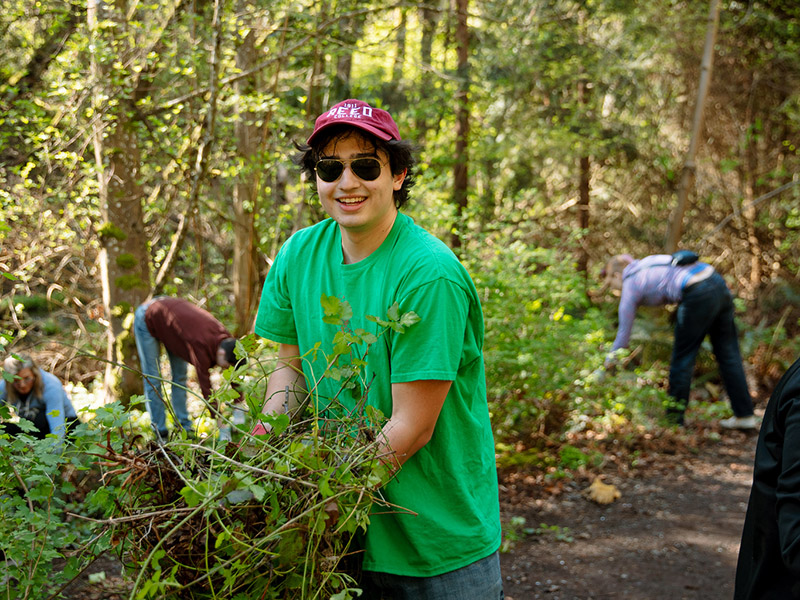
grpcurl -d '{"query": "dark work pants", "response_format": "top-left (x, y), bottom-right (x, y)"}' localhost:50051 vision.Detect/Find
top-left (359, 551), bottom-right (503, 600)
top-left (668, 272), bottom-right (754, 423)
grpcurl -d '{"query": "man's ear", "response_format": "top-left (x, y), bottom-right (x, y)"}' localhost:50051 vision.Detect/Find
top-left (392, 168), bottom-right (407, 190)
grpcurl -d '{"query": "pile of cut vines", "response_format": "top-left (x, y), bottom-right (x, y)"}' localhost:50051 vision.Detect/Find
top-left (98, 409), bottom-right (387, 600)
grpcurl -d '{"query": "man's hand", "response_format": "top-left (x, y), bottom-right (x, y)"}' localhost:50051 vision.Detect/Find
top-left (589, 367), bottom-right (607, 383)
top-left (604, 349), bottom-right (623, 372)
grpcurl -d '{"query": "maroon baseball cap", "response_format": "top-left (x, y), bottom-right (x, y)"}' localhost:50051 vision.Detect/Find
top-left (307, 99), bottom-right (401, 145)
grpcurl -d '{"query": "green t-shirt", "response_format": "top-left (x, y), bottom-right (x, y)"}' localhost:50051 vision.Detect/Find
top-left (255, 212), bottom-right (501, 577)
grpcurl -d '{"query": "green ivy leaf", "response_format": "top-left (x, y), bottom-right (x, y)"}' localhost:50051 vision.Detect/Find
top-left (262, 412), bottom-right (290, 435)
top-left (355, 329), bottom-right (378, 345)
top-left (321, 295), bottom-right (353, 325)
top-left (249, 483), bottom-right (266, 502)
top-left (215, 530), bottom-right (229, 550)
top-left (321, 294), bottom-right (342, 324)
top-left (180, 483), bottom-right (206, 508)
top-left (386, 302), bottom-right (400, 321)
top-left (225, 489), bottom-right (255, 505)
top-left (400, 311), bottom-right (420, 328)
top-left (319, 474), bottom-right (334, 498)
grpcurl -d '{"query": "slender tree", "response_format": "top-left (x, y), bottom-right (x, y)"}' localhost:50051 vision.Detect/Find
top-left (665, 0), bottom-right (721, 253)
top-left (232, 25), bottom-right (261, 336)
top-left (88, 0), bottom-right (150, 401)
top-left (451, 0), bottom-right (469, 250)
top-left (416, 2), bottom-right (441, 139)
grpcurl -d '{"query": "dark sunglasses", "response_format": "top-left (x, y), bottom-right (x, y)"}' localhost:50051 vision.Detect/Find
top-left (315, 157), bottom-right (383, 182)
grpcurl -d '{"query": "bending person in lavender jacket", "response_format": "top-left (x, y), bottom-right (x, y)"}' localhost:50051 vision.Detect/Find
top-left (602, 254), bottom-right (756, 429)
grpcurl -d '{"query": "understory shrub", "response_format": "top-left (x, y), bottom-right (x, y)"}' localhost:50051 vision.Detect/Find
top-left (92, 298), bottom-right (415, 599)
top-left (467, 240), bottom-right (606, 440)
top-left (0, 416), bottom-right (112, 599)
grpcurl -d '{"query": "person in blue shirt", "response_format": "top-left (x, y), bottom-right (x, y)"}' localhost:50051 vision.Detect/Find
top-left (0, 353), bottom-right (79, 440)
top-left (602, 253), bottom-right (756, 429)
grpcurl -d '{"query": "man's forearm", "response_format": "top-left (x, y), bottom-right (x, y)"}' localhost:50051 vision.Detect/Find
top-left (260, 343), bottom-right (305, 417)
top-left (251, 347), bottom-right (305, 435)
top-left (378, 417), bottom-right (431, 471)
top-left (262, 364), bottom-right (305, 416)
top-left (378, 380), bottom-right (450, 470)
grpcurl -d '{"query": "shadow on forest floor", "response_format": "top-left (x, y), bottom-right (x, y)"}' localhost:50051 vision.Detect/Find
top-left (499, 421), bottom-right (758, 600)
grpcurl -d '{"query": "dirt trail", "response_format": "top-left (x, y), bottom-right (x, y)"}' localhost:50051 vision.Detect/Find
top-left (499, 428), bottom-right (758, 600)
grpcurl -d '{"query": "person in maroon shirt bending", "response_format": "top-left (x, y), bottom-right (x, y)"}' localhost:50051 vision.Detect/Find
top-left (133, 296), bottom-right (239, 439)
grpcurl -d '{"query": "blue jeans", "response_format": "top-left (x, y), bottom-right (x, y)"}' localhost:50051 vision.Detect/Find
top-left (359, 551), bottom-right (503, 600)
top-left (133, 301), bottom-right (193, 437)
top-left (668, 273), bottom-right (754, 423)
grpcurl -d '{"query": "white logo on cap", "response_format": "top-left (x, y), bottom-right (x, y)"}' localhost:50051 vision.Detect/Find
top-left (328, 105), bottom-right (373, 119)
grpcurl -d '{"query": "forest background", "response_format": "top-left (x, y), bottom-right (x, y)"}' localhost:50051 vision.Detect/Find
top-left (2, 0), bottom-right (800, 596)
top-left (2, 0), bottom-right (800, 483)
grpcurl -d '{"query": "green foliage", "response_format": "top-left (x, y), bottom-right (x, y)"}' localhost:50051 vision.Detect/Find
top-left (111, 301), bottom-right (133, 318)
top-left (115, 252), bottom-right (138, 269)
top-left (500, 515), bottom-right (531, 553)
top-left (468, 239), bottom-right (602, 439)
top-left (114, 274), bottom-right (147, 290)
top-left (99, 426), bottom-right (383, 599)
top-left (2, 294), bottom-right (52, 314)
top-left (97, 222), bottom-right (128, 241)
top-left (531, 522), bottom-right (574, 543)
top-left (317, 296), bottom-right (418, 403)
top-left (0, 422), bottom-right (113, 599)
top-left (501, 516), bottom-right (573, 553)
top-left (94, 299), bottom-right (419, 599)
top-left (558, 444), bottom-right (603, 471)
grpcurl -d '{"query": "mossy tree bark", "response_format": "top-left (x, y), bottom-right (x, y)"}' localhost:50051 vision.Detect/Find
top-left (232, 25), bottom-right (261, 337)
top-left (451, 0), bottom-right (469, 252)
top-left (88, 0), bottom-right (150, 403)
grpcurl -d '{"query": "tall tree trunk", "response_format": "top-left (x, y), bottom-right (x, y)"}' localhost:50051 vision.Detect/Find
top-left (740, 74), bottom-right (763, 297)
top-left (332, 45), bottom-right (353, 101)
top-left (742, 143), bottom-right (762, 296)
top-left (576, 10), bottom-right (590, 276)
top-left (331, 14), bottom-right (365, 104)
top-left (190, 209), bottom-right (206, 297)
top-left (665, 0), bottom-right (721, 252)
top-left (389, 7), bottom-right (407, 105)
top-left (232, 28), bottom-right (261, 336)
top-left (451, 0), bottom-right (469, 251)
top-left (306, 5), bottom-right (327, 122)
top-left (88, 0), bottom-right (150, 403)
top-left (416, 3), bottom-right (440, 138)
top-left (577, 155), bottom-right (591, 273)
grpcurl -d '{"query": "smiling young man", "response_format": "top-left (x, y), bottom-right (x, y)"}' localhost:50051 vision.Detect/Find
top-left (253, 99), bottom-right (502, 598)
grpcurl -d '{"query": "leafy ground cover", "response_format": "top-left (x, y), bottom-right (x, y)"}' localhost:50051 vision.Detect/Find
top-left (3, 243), bottom-right (796, 599)
top-left (55, 415), bottom-right (759, 600)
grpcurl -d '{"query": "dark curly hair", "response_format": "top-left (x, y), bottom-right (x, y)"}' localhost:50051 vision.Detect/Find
top-left (219, 338), bottom-right (246, 369)
top-left (294, 125), bottom-right (416, 209)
